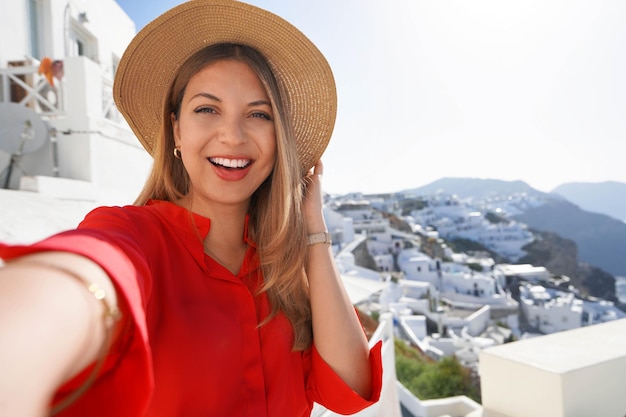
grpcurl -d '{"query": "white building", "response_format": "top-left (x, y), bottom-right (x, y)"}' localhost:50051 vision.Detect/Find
top-left (397, 247), bottom-right (515, 310)
top-left (496, 263), bottom-right (552, 285)
top-left (520, 283), bottom-right (626, 335)
top-left (520, 284), bottom-right (583, 334)
top-left (410, 193), bottom-right (535, 262)
top-left (0, 0), bottom-right (151, 205)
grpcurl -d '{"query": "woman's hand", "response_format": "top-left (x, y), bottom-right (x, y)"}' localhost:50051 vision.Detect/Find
top-left (303, 160), bottom-right (373, 398)
top-left (303, 160), bottom-right (327, 234)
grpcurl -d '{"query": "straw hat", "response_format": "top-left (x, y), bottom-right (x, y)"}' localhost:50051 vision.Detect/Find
top-left (113, 0), bottom-right (336, 173)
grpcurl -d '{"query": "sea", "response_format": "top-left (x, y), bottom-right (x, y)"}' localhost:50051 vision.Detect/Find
top-left (616, 276), bottom-right (626, 303)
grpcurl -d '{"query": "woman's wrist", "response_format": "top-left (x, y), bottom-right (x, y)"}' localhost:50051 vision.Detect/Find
top-left (305, 217), bottom-right (327, 234)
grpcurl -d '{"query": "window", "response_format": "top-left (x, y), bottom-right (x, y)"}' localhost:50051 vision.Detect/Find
top-left (76, 39), bottom-right (84, 56)
top-left (69, 20), bottom-right (98, 62)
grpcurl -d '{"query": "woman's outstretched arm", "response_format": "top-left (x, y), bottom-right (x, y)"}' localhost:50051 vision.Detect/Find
top-left (303, 161), bottom-right (373, 399)
top-left (0, 252), bottom-right (119, 417)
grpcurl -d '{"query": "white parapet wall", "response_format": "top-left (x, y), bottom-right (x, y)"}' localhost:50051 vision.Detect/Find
top-left (19, 175), bottom-right (96, 201)
top-left (479, 318), bottom-right (626, 417)
top-left (311, 313), bottom-right (402, 417)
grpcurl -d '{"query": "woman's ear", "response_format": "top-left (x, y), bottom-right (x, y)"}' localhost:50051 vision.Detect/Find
top-left (171, 112), bottom-right (180, 146)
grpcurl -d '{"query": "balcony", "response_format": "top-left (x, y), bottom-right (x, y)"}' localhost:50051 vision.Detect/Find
top-left (0, 56), bottom-right (151, 204)
top-left (0, 57), bottom-right (123, 123)
top-left (0, 62), bottom-right (62, 116)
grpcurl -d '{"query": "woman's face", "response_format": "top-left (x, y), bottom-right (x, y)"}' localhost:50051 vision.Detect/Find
top-left (172, 59), bottom-right (276, 211)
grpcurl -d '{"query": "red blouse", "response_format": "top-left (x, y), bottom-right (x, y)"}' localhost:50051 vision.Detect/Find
top-left (0, 200), bottom-right (382, 416)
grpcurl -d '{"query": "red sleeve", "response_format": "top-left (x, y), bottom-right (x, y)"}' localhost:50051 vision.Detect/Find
top-left (0, 208), bottom-right (154, 417)
top-left (307, 340), bottom-right (383, 415)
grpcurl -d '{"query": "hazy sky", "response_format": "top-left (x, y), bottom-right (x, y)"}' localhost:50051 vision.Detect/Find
top-left (115, 0), bottom-right (626, 195)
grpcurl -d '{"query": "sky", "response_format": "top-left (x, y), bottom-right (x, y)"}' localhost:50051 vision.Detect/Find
top-left (114, 0), bottom-right (626, 195)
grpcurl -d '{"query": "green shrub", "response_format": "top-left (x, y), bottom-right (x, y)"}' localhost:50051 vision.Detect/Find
top-left (394, 339), bottom-right (481, 403)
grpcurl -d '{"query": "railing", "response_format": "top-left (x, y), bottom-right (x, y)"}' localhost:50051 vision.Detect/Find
top-left (0, 63), bottom-right (64, 116)
top-left (0, 58), bottom-right (123, 124)
top-left (101, 76), bottom-right (123, 124)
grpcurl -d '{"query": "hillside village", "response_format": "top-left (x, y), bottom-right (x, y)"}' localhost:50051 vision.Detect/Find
top-left (323, 190), bottom-right (626, 374)
top-left (2, 0), bottom-right (626, 414)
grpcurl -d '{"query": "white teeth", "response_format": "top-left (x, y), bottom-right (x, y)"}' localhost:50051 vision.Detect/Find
top-left (210, 157), bottom-right (251, 168)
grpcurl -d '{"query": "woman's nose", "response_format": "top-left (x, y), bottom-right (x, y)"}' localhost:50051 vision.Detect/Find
top-left (217, 118), bottom-right (247, 146)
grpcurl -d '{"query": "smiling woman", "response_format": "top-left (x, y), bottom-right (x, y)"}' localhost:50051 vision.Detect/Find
top-left (0, 1), bottom-right (381, 416)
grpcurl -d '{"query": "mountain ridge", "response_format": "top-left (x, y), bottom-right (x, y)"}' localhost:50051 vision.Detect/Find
top-left (405, 177), bottom-right (547, 199)
top-left (551, 181), bottom-right (626, 221)
top-left (405, 177), bottom-right (626, 278)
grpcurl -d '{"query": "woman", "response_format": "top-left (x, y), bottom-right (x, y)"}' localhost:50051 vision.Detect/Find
top-left (0, 1), bottom-right (382, 416)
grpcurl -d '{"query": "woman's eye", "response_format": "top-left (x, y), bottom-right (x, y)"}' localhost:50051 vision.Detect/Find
top-left (251, 112), bottom-right (272, 121)
top-left (194, 107), bottom-right (215, 114)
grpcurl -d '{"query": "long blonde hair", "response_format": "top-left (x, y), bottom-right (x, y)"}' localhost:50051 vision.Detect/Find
top-left (135, 44), bottom-right (312, 350)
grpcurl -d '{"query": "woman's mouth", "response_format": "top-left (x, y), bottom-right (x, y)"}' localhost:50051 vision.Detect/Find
top-left (209, 157), bottom-right (252, 169)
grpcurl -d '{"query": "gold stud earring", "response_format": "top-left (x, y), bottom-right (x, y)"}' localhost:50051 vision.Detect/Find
top-left (173, 147), bottom-right (182, 159)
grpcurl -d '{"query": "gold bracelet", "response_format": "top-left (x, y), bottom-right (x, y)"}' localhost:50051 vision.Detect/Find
top-left (307, 232), bottom-right (332, 246)
top-left (17, 260), bottom-right (121, 323)
top-left (9, 260), bottom-right (121, 414)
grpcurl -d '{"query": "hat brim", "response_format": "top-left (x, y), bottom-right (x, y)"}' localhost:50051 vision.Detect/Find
top-left (113, 0), bottom-right (336, 173)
